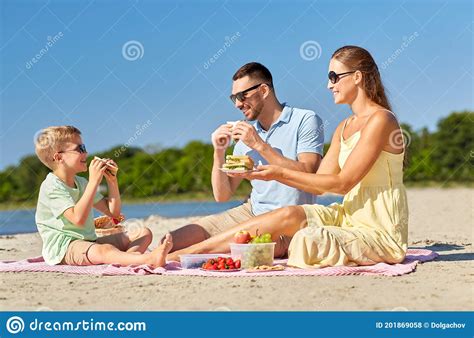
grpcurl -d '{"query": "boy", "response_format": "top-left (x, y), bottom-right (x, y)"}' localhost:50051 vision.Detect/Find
top-left (34, 126), bottom-right (172, 267)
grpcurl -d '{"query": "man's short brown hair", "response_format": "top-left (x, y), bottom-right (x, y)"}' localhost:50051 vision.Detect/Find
top-left (34, 126), bottom-right (81, 169)
top-left (232, 62), bottom-right (273, 87)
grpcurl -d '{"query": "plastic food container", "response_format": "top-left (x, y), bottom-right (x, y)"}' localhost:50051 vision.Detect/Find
top-left (179, 254), bottom-right (230, 269)
top-left (230, 243), bottom-right (276, 269)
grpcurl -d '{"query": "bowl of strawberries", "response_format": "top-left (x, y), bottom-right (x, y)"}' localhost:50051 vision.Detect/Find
top-left (201, 256), bottom-right (241, 272)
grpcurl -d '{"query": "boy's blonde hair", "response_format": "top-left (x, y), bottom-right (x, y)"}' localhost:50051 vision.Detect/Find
top-left (34, 126), bottom-right (82, 169)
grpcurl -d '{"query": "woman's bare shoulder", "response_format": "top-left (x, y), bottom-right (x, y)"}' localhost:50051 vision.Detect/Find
top-left (366, 108), bottom-right (399, 129)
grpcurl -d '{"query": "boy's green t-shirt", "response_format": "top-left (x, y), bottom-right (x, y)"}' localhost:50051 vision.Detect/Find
top-left (35, 173), bottom-right (104, 265)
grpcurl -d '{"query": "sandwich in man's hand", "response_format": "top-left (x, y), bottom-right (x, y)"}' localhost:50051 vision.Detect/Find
top-left (94, 156), bottom-right (119, 176)
top-left (222, 155), bottom-right (254, 171)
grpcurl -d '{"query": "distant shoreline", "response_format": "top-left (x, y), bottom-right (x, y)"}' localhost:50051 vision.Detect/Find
top-left (0, 192), bottom-right (250, 212)
top-left (0, 182), bottom-right (471, 212)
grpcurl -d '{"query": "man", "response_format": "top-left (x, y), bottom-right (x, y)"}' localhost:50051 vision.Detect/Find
top-left (168, 62), bottom-right (324, 257)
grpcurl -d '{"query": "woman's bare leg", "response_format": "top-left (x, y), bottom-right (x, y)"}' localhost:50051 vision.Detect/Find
top-left (167, 206), bottom-right (307, 261)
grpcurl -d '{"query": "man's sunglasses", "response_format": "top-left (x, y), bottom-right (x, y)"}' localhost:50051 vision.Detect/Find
top-left (58, 144), bottom-right (87, 154)
top-left (328, 71), bottom-right (356, 84)
top-left (230, 83), bottom-right (268, 104)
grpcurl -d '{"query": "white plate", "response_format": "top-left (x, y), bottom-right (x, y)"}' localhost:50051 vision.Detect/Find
top-left (200, 268), bottom-right (242, 272)
top-left (219, 168), bottom-right (257, 174)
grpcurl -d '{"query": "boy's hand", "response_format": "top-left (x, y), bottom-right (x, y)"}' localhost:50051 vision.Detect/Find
top-left (89, 158), bottom-right (107, 185)
top-left (103, 159), bottom-right (119, 183)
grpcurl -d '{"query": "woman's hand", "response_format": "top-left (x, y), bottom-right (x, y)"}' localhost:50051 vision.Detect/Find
top-left (228, 165), bottom-right (283, 181)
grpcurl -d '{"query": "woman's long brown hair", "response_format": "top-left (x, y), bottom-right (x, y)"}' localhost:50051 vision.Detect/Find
top-left (332, 46), bottom-right (392, 112)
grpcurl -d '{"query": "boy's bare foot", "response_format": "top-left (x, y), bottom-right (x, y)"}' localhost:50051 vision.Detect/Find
top-left (147, 233), bottom-right (173, 268)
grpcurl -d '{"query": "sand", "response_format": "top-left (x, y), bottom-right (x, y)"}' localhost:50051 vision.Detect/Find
top-left (0, 188), bottom-right (472, 311)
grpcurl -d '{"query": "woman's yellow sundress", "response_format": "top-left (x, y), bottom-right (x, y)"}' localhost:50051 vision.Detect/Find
top-left (287, 120), bottom-right (409, 268)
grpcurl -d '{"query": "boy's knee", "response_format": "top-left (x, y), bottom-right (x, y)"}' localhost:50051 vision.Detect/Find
top-left (141, 227), bottom-right (153, 238)
top-left (140, 227), bottom-right (153, 243)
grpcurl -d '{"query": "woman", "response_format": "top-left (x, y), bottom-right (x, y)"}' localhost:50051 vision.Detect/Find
top-left (168, 45), bottom-right (408, 269)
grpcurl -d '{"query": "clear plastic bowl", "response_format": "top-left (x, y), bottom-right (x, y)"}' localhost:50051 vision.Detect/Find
top-left (230, 243), bottom-right (276, 269)
top-left (179, 254), bottom-right (230, 269)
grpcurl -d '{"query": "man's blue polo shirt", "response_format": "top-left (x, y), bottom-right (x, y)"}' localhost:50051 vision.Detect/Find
top-left (233, 103), bottom-right (324, 215)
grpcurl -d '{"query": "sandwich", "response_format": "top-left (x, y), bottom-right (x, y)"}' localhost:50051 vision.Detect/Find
top-left (94, 215), bottom-right (125, 237)
top-left (94, 215), bottom-right (115, 229)
top-left (94, 215), bottom-right (124, 229)
top-left (94, 156), bottom-right (119, 176)
top-left (222, 155), bottom-right (254, 171)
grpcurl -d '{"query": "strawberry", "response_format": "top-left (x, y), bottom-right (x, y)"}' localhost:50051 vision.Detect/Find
top-left (235, 260), bottom-right (241, 269)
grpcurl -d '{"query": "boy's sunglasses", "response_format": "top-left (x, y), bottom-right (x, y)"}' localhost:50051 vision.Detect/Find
top-left (58, 144), bottom-right (87, 154)
top-left (328, 71), bottom-right (356, 84)
top-left (230, 83), bottom-right (268, 104)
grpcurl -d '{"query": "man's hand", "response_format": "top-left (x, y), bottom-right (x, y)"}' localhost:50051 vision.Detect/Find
top-left (88, 158), bottom-right (107, 185)
top-left (211, 124), bottom-right (233, 151)
top-left (231, 121), bottom-right (265, 150)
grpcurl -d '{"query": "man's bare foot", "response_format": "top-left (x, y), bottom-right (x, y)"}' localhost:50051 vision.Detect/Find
top-left (147, 233), bottom-right (173, 268)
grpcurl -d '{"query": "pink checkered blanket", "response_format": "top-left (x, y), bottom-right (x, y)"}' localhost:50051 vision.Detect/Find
top-left (0, 248), bottom-right (437, 277)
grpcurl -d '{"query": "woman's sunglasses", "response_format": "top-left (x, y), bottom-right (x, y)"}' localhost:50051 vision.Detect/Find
top-left (328, 71), bottom-right (356, 84)
top-left (230, 83), bottom-right (268, 104)
top-left (58, 144), bottom-right (87, 154)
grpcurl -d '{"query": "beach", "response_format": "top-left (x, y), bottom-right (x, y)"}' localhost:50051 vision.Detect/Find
top-left (0, 188), bottom-right (472, 311)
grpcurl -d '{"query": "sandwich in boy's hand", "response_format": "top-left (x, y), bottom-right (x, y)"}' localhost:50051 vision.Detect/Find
top-left (94, 156), bottom-right (119, 176)
top-left (222, 155), bottom-right (254, 171)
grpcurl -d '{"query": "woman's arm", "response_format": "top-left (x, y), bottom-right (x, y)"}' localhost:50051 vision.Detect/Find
top-left (249, 111), bottom-right (399, 195)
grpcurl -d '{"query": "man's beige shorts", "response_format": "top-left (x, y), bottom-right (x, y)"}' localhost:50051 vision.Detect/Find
top-left (61, 231), bottom-right (142, 266)
top-left (197, 201), bottom-right (255, 237)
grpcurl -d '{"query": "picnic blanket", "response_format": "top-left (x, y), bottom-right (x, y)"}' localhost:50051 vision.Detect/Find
top-left (0, 248), bottom-right (438, 277)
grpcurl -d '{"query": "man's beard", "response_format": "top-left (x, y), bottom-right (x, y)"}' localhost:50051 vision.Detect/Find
top-left (245, 102), bottom-right (263, 121)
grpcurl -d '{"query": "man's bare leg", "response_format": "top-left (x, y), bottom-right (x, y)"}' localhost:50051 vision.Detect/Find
top-left (167, 206), bottom-right (307, 261)
top-left (162, 223), bottom-right (210, 253)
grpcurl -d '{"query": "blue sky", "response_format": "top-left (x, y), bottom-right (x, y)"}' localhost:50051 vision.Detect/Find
top-left (0, 0), bottom-right (472, 170)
